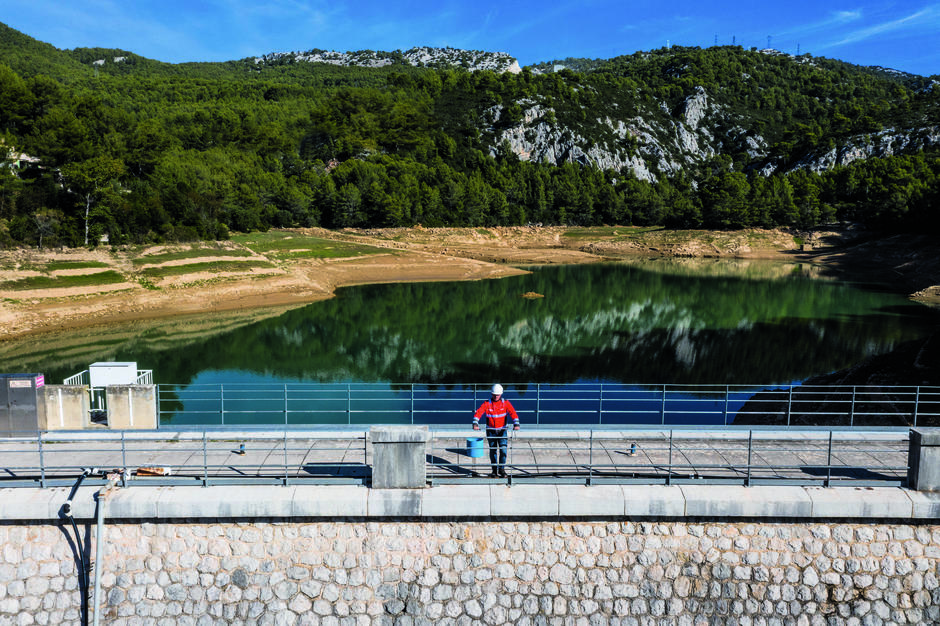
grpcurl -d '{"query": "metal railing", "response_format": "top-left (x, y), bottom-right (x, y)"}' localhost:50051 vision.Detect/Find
top-left (64, 369), bottom-right (153, 386)
top-left (156, 383), bottom-right (940, 428)
top-left (426, 429), bottom-right (909, 487)
top-left (0, 428), bottom-right (909, 489)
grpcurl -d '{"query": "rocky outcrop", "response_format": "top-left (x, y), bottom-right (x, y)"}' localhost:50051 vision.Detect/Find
top-left (254, 47), bottom-right (520, 73)
top-left (485, 89), bottom-right (722, 181)
top-left (793, 126), bottom-right (940, 173)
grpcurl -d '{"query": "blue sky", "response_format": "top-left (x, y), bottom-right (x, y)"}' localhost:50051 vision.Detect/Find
top-left (1, 0), bottom-right (937, 76)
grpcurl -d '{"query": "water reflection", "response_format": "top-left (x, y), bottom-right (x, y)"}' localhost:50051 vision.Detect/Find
top-left (0, 260), bottom-right (935, 387)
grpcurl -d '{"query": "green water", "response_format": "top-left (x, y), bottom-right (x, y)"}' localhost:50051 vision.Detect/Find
top-left (0, 259), bottom-right (936, 386)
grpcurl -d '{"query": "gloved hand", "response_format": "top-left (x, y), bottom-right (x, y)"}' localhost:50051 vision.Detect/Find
top-left (513, 425), bottom-right (520, 430)
top-left (472, 424), bottom-right (480, 430)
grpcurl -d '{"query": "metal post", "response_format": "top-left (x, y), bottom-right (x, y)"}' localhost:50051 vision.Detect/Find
top-left (598, 386), bottom-right (604, 426)
top-left (787, 386), bottom-right (793, 427)
top-left (745, 430), bottom-right (753, 486)
top-left (913, 386), bottom-right (921, 427)
top-left (121, 432), bottom-right (127, 483)
top-left (849, 386), bottom-right (856, 427)
top-left (825, 430), bottom-right (833, 487)
top-left (411, 384), bottom-right (415, 425)
top-left (588, 430), bottom-right (594, 486)
top-left (661, 385), bottom-right (667, 425)
top-left (283, 430), bottom-right (289, 486)
top-left (284, 384), bottom-right (288, 426)
top-left (536, 383), bottom-right (541, 425)
top-left (38, 433), bottom-right (46, 489)
top-left (724, 385), bottom-right (730, 426)
top-left (156, 385), bottom-right (161, 430)
top-left (220, 384), bottom-right (225, 426)
top-left (202, 431), bottom-right (208, 487)
top-left (666, 430), bottom-right (673, 485)
top-left (346, 384), bottom-right (351, 425)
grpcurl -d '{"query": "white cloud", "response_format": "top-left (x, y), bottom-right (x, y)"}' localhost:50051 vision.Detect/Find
top-left (828, 4), bottom-right (940, 47)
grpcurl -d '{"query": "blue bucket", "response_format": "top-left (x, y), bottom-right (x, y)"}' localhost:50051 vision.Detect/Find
top-left (466, 437), bottom-right (485, 458)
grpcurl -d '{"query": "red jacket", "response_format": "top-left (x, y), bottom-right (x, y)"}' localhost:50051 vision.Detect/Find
top-left (473, 398), bottom-right (519, 430)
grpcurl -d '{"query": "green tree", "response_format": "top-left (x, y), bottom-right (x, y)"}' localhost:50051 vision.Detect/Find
top-left (60, 155), bottom-right (125, 246)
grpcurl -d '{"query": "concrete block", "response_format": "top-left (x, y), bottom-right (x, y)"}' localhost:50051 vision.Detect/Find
top-left (557, 485), bottom-right (626, 516)
top-left (367, 489), bottom-right (422, 517)
top-left (38, 386), bottom-right (89, 430)
top-left (682, 486), bottom-right (812, 518)
top-left (154, 486), bottom-right (294, 518)
top-left (422, 485), bottom-right (491, 517)
top-left (490, 485), bottom-right (559, 517)
top-left (806, 487), bottom-right (913, 519)
top-left (907, 428), bottom-right (940, 491)
top-left (292, 486), bottom-right (368, 517)
top-left (106, 385), bottom-right (158, 429)
top-left (622, 485), bottom-right (687, 517)
top-left (106, 486), bottom-right (164, 519)
top-left (0, 488), bottom-right (63, 520)
top-left (370, 425), bottom-right (429, 489)
top-left (906, 490), bottom-right (940, 519)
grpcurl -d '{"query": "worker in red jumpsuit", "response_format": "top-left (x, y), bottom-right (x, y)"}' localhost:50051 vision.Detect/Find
top-left (472, 383), bottom-right (520, 477)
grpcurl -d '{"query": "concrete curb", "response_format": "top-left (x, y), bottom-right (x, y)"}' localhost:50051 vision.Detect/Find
top-left (2, 485), bottom-right (938, 522)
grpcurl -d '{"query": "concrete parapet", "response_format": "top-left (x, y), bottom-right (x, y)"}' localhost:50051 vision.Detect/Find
top-left (370, 425), bottom-right (430, 489)
top-left (38, 385), bottom-right (89, 430)
top-left (907, 427), bottom-right (940, 491)
top-left (0, 484), bottom-right (934, 522)
top-left (682, 485), bottom-right (814, 518)
top-left (105, 384), bottom-right (157, 429)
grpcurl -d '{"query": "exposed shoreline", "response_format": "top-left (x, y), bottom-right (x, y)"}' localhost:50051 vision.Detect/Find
top-left (1, 226), bottom-right (938, 342)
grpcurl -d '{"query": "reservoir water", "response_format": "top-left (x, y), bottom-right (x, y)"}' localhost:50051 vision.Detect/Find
top-left (1, 259), bottom-right (936, 426)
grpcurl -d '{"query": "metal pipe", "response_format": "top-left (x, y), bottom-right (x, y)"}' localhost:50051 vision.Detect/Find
top-left (92, 475), bottom-right (120, 626)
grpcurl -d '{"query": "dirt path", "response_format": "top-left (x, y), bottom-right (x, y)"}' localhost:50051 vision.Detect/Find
top-left (1, 225), bottom-right (937, 341)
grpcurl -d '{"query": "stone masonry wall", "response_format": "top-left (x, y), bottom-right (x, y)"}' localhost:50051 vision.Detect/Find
top-left (2, 520), bottom-right (940, 625)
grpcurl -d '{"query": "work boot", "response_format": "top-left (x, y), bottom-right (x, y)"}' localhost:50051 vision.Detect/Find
top-left (488, 470), bottom-right (498, 478)
top-left (498, 469), bottom-right (508, 478)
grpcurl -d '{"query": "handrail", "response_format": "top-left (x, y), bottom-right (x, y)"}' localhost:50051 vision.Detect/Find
top-left (154, 382), bottom-right (940, 428)
top-left (0, 427), bottom-right (911, 489)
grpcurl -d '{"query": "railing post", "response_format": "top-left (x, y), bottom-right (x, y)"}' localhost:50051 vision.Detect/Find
top-left (913, 386), bottom-right (921, 427)
top-left (661, 385), bottom-right (667, 426)
top-left (156, 384), bottom-right (161, 430)
top-left (411, 384), bottom-right (415, 425)
top-left (745, 430), bottom-right (753, 487)
top-left (220, 384), bottom-right (225, 426)
top-left (38, 432), bottom-right (46, 489)
top-left (536, 383), bottom-right (541, 425)
top-left (346, 384), bottom-right (351, 425)
top-left (787, 386), bottom-right (793, 427)
top-left (598, 386), bottom-right (603, 426)
top-left (724, 385), bottom-right (730, 426)
top-left (284, 384), bottom-right (288, 426)
top-left (121, 431), bottom-right (127, 475)
top-left (202, 430), bottom-right (208, 487)
top-left (849, 386), bottom-right (856, 427)
top-left (666, 430), bottom-right (673, 485)
top-left (588, 430), bottom-right (594, 486)
top-left (825, 430), bottom-right (833, 487)
top-left (283, 429), bottom-right (289, 486)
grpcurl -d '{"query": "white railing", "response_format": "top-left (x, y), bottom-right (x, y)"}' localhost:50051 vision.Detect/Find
top-left (63, 370), bottom-right (89, 386)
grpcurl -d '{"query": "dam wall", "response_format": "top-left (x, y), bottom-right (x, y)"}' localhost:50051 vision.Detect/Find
top-left (2, 485), bottom-right (940, 625)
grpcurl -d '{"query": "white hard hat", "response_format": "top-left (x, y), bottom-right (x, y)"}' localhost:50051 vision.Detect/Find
top-left (491, 384), bottom-right (503, 396)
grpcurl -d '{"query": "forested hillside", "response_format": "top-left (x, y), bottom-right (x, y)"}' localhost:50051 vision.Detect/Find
top-left (0, 22), bottom-right (938, 248)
